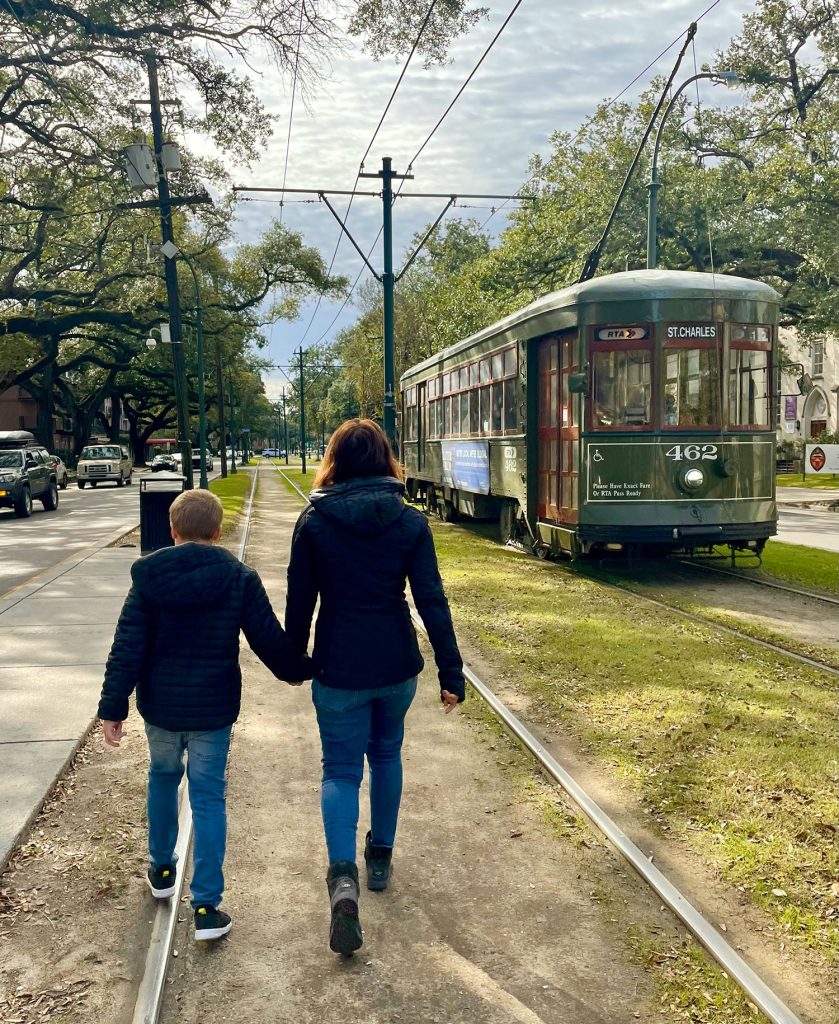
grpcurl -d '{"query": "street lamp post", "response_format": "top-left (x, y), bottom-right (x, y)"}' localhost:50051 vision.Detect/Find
top-left (282, 391), bottom-right (289, 465)
top-left (646, 70), bottom-right (741, 270)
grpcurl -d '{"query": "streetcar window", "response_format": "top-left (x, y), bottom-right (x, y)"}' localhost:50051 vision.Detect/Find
top-left (479, 358), bottom-right (490, 383)
top-left (470, 390), bottom-right (480, 433)
top-left (591, 350), bottom-right (652, 429)
top-left (504, 378), bottom-right (518, 431)
top-left (452, 394), bottom-right (462, 434)
top-left (728, 348), bottom-right (770, 427)
top-left (469, 363), bottom-right (479, 387)
top-left (443, 397), bottom-right (451, 435)
top-left (480, 387), bottom-right (491, 433)
top-left (459, 367), bottom-right (468, 390)
top-left (664, 349), bottom-right (719, 428)
top-left (504, 347), bottom-right (517, 377)
top-left (492, 352), bottom-right (504, 379)
top-left (491, 382), bottom-right (503, 431)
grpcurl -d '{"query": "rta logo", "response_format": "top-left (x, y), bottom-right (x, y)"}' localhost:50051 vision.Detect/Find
top-left (809, 446), bottom-right (826, 471)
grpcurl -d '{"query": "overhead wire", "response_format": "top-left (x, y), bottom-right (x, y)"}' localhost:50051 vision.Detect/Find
top-left (406, 0), bottom-right (528, 170)
top-left (296, 0), bottom-right (439, 349)
top-left (268, 0), bottom-right (306, 363)
top-left (477, 0), bottom-right (726, 232)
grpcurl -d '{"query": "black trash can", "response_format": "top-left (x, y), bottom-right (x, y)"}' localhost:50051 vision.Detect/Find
top-left (140, 472), bottom-right (186, 553)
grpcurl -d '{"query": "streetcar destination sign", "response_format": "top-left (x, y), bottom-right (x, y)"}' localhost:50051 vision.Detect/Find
top-left (596, 326), bottom-right (649, 341)
top-left (666, 323), bottom-right (718, 339)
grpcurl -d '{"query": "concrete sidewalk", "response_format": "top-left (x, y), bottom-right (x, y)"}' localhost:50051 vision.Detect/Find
top-left (0, 544), bottom-right (138, 869)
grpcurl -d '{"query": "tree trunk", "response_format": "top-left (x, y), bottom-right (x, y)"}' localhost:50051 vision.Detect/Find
top-left (109, 394), bottom-right (121, 442)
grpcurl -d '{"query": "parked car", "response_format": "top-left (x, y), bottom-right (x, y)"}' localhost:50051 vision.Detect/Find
top-left (262, 448), bottom-right (277, 458)
top-left (0, 431), bottom-right (59, 517)
top-left (151, 453), bottom-right (179, 473)
top-left (49, 454), bottom-right (69, 489)
top-left (77, 443), bottom-right (133, 488)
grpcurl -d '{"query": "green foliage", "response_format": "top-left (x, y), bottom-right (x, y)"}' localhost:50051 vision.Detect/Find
top-left (348, 0), bottom-right (488, 67)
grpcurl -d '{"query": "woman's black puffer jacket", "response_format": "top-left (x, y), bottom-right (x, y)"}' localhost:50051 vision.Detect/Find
top-left (285, 476), bottom-right (465, 701)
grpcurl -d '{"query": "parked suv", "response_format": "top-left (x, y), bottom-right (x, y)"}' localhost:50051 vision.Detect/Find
top-left (0, 431), bottom-right (59, 518)
top-left (77, 443), bottom-right (133, 488)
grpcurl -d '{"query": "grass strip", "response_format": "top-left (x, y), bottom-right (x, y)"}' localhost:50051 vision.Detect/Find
top-left (757, 540), bottom-right (839, 597)
top-left (776, 475), bottom-right (839, 489)
top-left (428, 521), bottom-right (838, 965)
top-left (210, 471), bottom-right (252, 535)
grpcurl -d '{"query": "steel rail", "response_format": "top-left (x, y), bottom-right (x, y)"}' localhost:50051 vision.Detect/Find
top-left (275, 467), bottom-right (803, 1024)
top-left (567, 563), bottom-right (839, 679)
top-left (678, 558), bottom-right (839, 607)
top-left (131, 467), bottom-right (258, 1024)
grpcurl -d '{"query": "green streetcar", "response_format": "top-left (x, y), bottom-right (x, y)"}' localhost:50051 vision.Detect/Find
top-left (399, 269), bottom-right (781, 558)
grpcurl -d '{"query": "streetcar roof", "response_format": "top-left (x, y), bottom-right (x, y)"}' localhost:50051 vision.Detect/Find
top-left (400, 269), bottom-right (781, 381)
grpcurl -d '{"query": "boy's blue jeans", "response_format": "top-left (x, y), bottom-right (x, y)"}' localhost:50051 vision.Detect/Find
top-left (144, 723), bottom-right (232, 908)
top-left (312, 677), bottom-right (417, 865)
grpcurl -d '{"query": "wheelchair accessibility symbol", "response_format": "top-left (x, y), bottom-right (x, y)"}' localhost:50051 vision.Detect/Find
top-left (592, 449), bottom-right (605, 464)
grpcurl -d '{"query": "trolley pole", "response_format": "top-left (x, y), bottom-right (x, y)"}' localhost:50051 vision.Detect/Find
top-left (298, 347), bottom-right (307, 475)
top-left (145, 53), bottom-right (193, 488)
top-left (360, 157), bottom-right (412, 449)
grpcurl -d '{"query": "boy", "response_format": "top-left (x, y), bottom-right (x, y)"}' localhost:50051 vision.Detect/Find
top-left (97, 488), bottom-right (309, 941)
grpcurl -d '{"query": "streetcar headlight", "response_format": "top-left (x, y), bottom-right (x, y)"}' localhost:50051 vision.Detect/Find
top-left (681, 467), bottom-right (705, 491)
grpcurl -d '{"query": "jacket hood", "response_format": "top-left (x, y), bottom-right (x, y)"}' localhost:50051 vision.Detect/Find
top-left (131, 543), bottom-right (241, 610)
top-left (308, 476), bottom-right (407, 536)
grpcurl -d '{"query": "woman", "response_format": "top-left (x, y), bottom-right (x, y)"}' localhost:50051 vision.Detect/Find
top-left (284, 419), bottom-right (465, 955)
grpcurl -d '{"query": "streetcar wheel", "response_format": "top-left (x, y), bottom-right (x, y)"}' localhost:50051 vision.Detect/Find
top-left (439, 500), bottom-right (457, 523)
top-left (534, 541), bottom-right (552, 560)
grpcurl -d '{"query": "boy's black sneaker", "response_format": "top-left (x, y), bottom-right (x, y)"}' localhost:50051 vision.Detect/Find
top-left (194, 905), bottom-right (232, 941)
top-left (146, 863), bottom-right (177, 899)
top-left (326, 861), bottom-right (363, 955)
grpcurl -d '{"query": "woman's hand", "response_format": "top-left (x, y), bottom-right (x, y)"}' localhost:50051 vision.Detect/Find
top-left (441, 691), bottom-right (459, 714)
top-left (101, 720), bottom-right (125, 747)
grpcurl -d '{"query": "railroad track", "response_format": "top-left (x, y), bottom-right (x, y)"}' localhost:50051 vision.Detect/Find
top-left (678, 557), bottom-right (839, 608)
top-left (274, 465), bottom-right (805, 1024)
top-left (132, 468), bottom-right (258, 1024)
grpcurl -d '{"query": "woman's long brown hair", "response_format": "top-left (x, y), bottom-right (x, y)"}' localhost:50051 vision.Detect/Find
top-left (313, 418), bottom-right (404, 488)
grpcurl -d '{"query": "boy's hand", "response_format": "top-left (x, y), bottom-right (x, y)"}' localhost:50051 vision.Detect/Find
top-left (441, 691), bottom-right (459, 714)
top-left (101, 720), bottom-right (125, 747)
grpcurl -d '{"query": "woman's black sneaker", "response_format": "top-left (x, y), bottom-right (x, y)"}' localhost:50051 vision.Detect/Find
top-left (194, 905), bottom-right (232, 941)
top-left (326, 861), bottom-right (363, 955)
top-left (364, 831), bottom-right (393, 892)
top-left (146, 863), bottom-right (177, 899)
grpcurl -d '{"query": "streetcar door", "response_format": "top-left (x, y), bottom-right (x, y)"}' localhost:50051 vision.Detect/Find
top-left (537, 337), bottom-right (560, 519)
top-left (417, 381), bottom-right (427, 471)
top-left (559, 333), bottom-right (580, 523)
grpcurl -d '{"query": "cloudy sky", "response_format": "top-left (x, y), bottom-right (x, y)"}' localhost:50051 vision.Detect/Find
top-left (223, 0), bottom-right (757, 399)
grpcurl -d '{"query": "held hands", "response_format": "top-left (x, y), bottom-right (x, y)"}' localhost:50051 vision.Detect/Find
top-left (441, 690), bottom-right (459, 715)
top-left (101, 720), bottom-right (125, 747)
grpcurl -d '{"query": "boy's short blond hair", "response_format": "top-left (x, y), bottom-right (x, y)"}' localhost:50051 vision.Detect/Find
top-left (169, 488), bottom-right (223, 540)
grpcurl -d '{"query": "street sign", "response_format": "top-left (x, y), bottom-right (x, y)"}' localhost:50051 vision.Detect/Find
top-left (805, 443), bottom-right (839, 474)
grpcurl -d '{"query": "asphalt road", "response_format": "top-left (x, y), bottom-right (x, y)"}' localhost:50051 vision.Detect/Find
top-left (776, 506), bottom-right (839, 553)
top-left (0, 476), bottom-right (145, 598)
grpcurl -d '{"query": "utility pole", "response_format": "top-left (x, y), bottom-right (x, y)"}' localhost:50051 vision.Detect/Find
top-left (215, 342), bottom-right (227, 479)
top-left (233, 173), bottom-right (529, 452)
top-left (359, 158), bottom-right (412, 448)
top-left (228, 372), bottom-right (237, 474)
top-left (282, 391), bottom-right (289, 465)
top-left (298, 347), bottom-right (307, 475)
top-left (145, 53), bottom-right (194, 487)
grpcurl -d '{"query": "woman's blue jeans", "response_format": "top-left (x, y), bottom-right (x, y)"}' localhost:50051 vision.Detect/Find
top-left (312, 677), bottom-right (417, 865)
top-left (144, 723), bottom-right (232, 908)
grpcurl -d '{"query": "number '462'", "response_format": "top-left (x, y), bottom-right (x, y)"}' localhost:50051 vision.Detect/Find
top-left (665, 444), bottom-right (718, 462)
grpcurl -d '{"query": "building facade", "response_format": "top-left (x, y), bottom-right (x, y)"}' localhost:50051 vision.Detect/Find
top-left (778, 329), bottom-right (838, 441)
